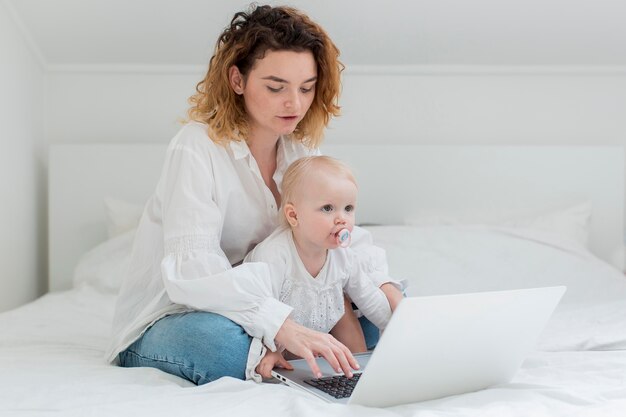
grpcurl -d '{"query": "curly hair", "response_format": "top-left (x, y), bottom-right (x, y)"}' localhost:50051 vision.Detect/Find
top-left (187, 4), bottom-right (343, 148)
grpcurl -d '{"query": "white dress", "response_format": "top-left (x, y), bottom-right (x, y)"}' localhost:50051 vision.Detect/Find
top-left (244, 227), bottom-right (392, 333)
top-left (106, 122), bottom-right (395, 380)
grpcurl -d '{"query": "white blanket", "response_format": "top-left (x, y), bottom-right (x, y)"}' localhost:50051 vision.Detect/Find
top-left (3, 224), bottom-right (626, 416)
top-left (1, 286), bottom-right (626, 416)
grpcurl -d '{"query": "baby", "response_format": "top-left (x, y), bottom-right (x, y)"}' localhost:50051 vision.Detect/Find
top-left (244, 155), bottom-right (404, 377)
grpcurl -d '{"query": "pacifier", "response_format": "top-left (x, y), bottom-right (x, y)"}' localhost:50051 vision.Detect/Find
top-left (336, 228), bottom-right (351, 248)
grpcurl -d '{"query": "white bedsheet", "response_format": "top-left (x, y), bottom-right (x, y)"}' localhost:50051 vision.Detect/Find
top-left (2, 284), bottom-right (626, 417)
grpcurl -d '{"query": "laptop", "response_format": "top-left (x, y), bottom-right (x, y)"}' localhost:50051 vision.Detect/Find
top-left (272, 286), bottom-right (565, 407)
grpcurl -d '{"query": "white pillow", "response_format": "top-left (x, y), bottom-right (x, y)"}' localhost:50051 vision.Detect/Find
top-left (104, 197), bottom-right (144, 239)
top-left (363, 224), bottom-right (626, 351)
top-left (405, 201), bottom-right (592, 249)
top-left (73, 229), bottom-right (135, 293)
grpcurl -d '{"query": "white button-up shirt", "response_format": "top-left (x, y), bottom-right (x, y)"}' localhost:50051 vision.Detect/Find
top-left (106, 122), bottom-right (394, 380)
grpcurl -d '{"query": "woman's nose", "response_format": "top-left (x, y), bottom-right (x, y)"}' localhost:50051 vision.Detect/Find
top-left (284, 90), bottom-right (301, 110)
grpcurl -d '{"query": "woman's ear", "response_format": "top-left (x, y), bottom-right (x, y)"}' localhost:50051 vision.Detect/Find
top-left (284, 203), bottom-right (298, 227)
top-left (229, 66), bottom-right (245, 95)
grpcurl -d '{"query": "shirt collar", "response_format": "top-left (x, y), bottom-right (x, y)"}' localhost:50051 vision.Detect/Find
top-left (229, 136), bottom-right (293, 191)
top-left (273, 137), bottom-right (290, 192)
top-left (228, 139), bottom-right (251, 160)
top-left (229, 136), bottom-right (290, 163)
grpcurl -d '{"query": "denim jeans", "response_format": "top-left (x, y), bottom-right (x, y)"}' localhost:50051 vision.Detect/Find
top-left (118, 311), bottom-right (380, 385)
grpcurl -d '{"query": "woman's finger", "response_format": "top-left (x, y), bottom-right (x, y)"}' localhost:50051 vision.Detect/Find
top-left (258, 361), bottom-right (268, 378)
top-left (316, 334), bottom-right (358, 376)
top-left (322, 341), bottom-right (355, 378)
top-left (330, 336), bottom-right (361, 372)
top-left (276, 319), bottom-right (359, 378)
top-left (302, 352), bottom-right (323, 379)
top-left (317, 343), bottom-right (344, 373)
top-left (332, 347), bottom-right (354, 378)
top-left (256, 363), bottom-right (266, 378)
top-left (277, 354), bottom-right (293, 370)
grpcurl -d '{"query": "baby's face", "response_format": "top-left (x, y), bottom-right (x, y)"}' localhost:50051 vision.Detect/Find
top-left (292, 171), bottom-right (357, 250)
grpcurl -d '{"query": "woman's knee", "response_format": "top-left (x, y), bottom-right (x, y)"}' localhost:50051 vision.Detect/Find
top-left (121, 312), bottom-right (251, 384)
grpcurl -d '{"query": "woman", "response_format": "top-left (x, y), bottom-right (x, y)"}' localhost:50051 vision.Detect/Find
top-left (106, 4), bottom-right (400, 384)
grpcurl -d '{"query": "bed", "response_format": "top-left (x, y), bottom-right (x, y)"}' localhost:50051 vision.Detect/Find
top-left (3, 143), bottom-right (626, 416)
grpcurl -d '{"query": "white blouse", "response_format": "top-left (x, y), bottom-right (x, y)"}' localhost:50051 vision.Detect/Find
top-left (244, 227), bottom-right (392, 333)
top-left (106, 122), bottom-right (394, 381)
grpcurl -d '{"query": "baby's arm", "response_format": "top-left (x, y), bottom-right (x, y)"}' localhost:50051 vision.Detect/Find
top-left (380, 283), bottom-right (403, 312)
top-left (344, 276), bottom-right (392, 331)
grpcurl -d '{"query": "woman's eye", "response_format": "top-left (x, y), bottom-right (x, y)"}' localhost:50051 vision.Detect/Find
top-left (300, 87), bottom-right (313, 93)
top-left (267, 86), bottom-right (283, 93)
top-left (321, 205), bottom-right (333, 212)
top-left (345, 205), bottom-right (354, 213)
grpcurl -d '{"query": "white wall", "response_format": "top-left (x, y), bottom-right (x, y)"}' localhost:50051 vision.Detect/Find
top-left (0, 3), bottom-right (46, 312)
top-left (45, 68), bottom-right (626, 146)
top-left (2, 3), bottom-right (625, 312)
top-left (45, 70), bottom-right (194, 144)
top-left (44, 66), bottom-right (626, 231)
top-left (34, 66), bottom-right (626, 307)
top-left (337, 69), bottom-right (626, 146)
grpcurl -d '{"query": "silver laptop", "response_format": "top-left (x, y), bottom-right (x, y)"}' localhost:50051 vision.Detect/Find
top-left (272, 286), bottom-right (565, 407)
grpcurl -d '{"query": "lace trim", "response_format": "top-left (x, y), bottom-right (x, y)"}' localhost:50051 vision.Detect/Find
top-left (164, 234), bottom-right (221, 256)
top-left (280, 279), bottom-right (345, 333)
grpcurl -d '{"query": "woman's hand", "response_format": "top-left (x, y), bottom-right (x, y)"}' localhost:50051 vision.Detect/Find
top-left (274, 318), bottom-right (360, 379)
top-left (256, 350), bottom-right (293, 379)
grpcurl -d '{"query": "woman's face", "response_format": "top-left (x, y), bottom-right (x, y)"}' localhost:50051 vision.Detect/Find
top-left (233, 49), bottom-right (317, 141)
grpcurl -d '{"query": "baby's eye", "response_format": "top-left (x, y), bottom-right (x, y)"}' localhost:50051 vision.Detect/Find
top-left (321, 204), bottom-right (333, 212)
top-left (345, 205), bottom-right (354, 213)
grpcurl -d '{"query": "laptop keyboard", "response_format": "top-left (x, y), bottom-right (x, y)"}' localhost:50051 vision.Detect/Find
top-left (304, 373), bottom-right (362, 399)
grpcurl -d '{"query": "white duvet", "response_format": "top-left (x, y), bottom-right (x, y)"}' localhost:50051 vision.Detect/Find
top-left (2, 225), bottom-right (626, 416)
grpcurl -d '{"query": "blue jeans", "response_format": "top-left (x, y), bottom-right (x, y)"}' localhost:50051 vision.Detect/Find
top-left (118, 311), bottom-right (380, 385)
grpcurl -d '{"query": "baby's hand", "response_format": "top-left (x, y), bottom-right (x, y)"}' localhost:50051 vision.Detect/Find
top-left (256, 349), bottom-right (293, 379)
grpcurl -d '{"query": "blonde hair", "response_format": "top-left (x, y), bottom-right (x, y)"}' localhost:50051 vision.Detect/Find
top-left (187, 4), bottom-right (343, 148)
top-left (280, 156), bottom-right (356, 226)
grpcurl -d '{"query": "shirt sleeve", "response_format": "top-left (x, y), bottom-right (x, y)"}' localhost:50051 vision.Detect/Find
top-left (349, 226), bottom-right (406, 291)
top-left (343, 254), bottom-right (392, 330)
top-left (157, 132), bottom-right (293, 355)
top-left (243, 232), bottom-right (288, 300)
